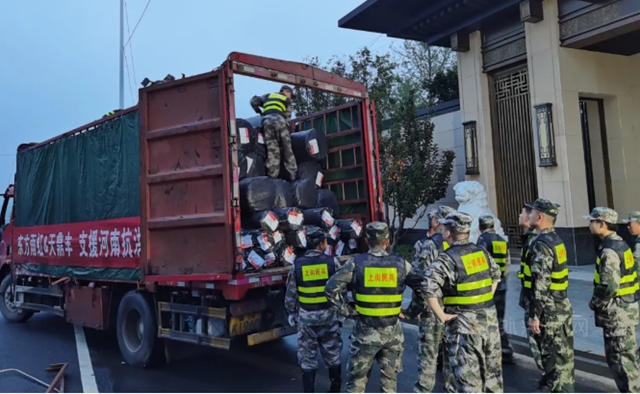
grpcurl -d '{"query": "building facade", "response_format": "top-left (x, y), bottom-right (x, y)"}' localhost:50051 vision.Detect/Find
top-left (341, 0), bottom-right (640, 264)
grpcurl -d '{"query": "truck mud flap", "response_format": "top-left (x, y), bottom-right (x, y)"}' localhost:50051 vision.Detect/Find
top-left (246, 325), bottom-right (296, 346)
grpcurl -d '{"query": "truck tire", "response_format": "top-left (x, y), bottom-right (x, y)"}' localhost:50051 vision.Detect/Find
top-left (0, 275), bottom-right (34, 323)
top-left (116, 291), bottom-right (163, 367)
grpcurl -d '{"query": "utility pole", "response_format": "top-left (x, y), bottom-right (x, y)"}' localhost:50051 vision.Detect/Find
top-left (119, 0), bottom-right (124, 109)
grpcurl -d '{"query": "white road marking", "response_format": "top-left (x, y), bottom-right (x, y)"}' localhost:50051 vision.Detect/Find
top-left (74, 325), bottom-right (99, 393)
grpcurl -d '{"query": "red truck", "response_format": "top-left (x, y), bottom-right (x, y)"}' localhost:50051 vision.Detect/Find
top-left (0, 52), bottom-right (383, 367)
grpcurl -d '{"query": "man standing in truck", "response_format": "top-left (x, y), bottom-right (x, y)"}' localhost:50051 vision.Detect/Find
top-left (285, 226), bottom-right (342, 392)
top-left (250, 85), bottom-right (298, 181)
top-left (324, 221), bottom-right (427, 393)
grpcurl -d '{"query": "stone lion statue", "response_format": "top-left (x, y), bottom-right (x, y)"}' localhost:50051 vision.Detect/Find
top-left (453, 181), bottom-right (506, 243)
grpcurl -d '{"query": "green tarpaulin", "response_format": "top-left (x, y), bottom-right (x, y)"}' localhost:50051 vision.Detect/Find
top-left (15, 111), bottom-right (140, 226)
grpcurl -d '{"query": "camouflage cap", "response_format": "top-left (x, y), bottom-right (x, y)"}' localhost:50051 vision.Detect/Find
top-left (439, 211), bottom-right (473, 233)
top-left (525, 198), bottom-right (560, 218)
top-left (365, 221), bottom-right (390, 242)
top-left (305, 225), bottom-right (327, 245)
top-left (479, 215), bottom-right (495, 228)
top-left (583, 207), bottom-right (618, 224)
top-left (436, 205), bottom-right (455, 219)
top-left (622, 211), bottom-right (640, 224)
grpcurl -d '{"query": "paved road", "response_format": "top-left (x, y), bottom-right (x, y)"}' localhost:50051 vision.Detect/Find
top-left (0, 311), bottom-right (618, 392)
top-left (0, 258), bottom-right (628, 392)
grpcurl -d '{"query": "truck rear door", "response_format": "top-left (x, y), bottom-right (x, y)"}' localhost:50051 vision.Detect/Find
top-left (138, 72), bottom-right (235, 279)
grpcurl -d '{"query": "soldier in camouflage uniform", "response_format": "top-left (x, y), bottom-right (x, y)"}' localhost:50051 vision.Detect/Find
top-left (405, 205), bottom-right (454, 392)
top-left (425, 211), bottom-right (503, 392)
top-left (324, 222), bottom-right (427, 393)
top-left (585, 207), bottom-right (640, 392)
top-left (250, 85), bottom-right (297, 181)
top-left (477, 215), bottom-right (514, 363)
top-left (285, 226), bottom-right (343, 392)
top-left (525, 198), bottom-right (575, 392)
top-left (517, 204), bottom-right (545, 383)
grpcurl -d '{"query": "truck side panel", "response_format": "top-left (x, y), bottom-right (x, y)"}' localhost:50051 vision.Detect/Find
top-left (139, 72), bottom-right (234, 277)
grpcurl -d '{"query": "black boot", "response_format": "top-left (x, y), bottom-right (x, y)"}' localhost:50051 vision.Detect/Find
top-left (302, 369), bottom-right (316, 393)
top-left (328, 364), bottom-right (341, 393)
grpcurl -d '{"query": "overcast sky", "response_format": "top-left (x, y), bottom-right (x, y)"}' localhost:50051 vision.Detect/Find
top-left (0, 1), bottom-right (396, 187)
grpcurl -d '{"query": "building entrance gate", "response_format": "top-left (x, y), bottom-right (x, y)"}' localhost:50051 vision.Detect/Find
top-left (490, 65), bottom-right (538, 246)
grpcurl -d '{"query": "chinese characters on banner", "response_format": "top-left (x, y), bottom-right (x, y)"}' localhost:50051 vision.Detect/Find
top-left (13, 217), bottom-right (141, 268)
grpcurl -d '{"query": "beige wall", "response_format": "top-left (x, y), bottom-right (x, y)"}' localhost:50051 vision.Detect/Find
top-left (457, 31), bottom-right (499, 214)
top-left (525, 0), bottom-right (640, 226)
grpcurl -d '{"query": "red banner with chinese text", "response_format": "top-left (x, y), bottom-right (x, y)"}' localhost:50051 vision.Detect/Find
top-left (12, 217), bottom-right (141, 269)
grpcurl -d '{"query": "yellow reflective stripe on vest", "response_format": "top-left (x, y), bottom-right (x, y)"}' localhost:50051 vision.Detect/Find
top-left (297, 285), bottom-right (325, 294)
top-left (443, 241), bottom-right (450, 251)
top-left (494, 258), bottom-right (507, 263)
top-left (621, 271), bottom-right (638, 284)
top-left (523, 264), bottom-right (531, 276)
top-left (456, 278), bottom-right (492, 292)
top-left (443, 292), bottom-right (493, 305)
top-left (355, 305), bottom-right (401, 316)
top-left (617, 282), bottom-right (640, 296)
top-left (523, 280), bottom-right (532, 288)
top-left (355, 293), bottom-right (402, 303)
top-left (551, 268), bottom-right (568, 279)
top-left (263, 93), bottom-right (287, 113)
top-left (594, 270), bottom-right (600, 284)
top-left (549, 281), bottom-right (568, 291)
top-left (299, 295), bottom-right (328, 304)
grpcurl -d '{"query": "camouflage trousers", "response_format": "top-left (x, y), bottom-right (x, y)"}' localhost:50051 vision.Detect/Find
top-left (297, 321), bottom-right (343, 371)
top-left (346, 320), bottom-right (404, 393)
top-left (537, 317), bottom-right (575, 392)
top-left (414, 312), bottom-right (444, 392)
top-left (494, 290), bottom-right (512, 353)
top-left (443, 309), bottom-right (503, 393)
top-left (603, 325), bottom-right (640, 392)
top-left (525, 311), bottom-right (544, 371)
top-left (262, 114), bottom-right (297, 181)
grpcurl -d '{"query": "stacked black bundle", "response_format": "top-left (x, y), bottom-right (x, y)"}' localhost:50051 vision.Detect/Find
top-left (240, 176), bottom-right (275, 212)
top-left (316, 188), bottom-right (340, 216)
top-left (272, 207), bottom-right (304, 232)
top-left (291, 128), bottom-right (327, 163)
top-left (303, 207), bottom-right (335, 230)
top-left (273, 178), bottom-right (294, 208)
top-left (291, 178), bottom-right (318, 209)
top-left (236, 118), bottom-right (267, 179)
top-left (242, 210), bottom-right (279, 232)
top-left (297, 161), bottom-right (324, 188)
top-left (239, 151), bottom-right (266, 179)
top-left (244, 116), bottom-right (267, 161)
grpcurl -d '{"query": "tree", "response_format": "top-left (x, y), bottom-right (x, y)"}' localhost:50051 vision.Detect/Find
top-left (393, 41), bottom-right (457, 106)
top-left (380, 86), bottom-right (455, 249)
top-left (291, 44), bottom-right (456, 250)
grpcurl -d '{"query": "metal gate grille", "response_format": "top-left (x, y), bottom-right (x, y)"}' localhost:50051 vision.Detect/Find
top-left (491, 66), bottom-right (538, 247)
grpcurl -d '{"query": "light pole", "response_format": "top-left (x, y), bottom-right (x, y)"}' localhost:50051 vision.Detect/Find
top-left (119, 0), bottom-right (124, 109)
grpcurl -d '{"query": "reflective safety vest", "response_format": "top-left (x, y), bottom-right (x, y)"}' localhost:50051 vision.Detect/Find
top-left (528, 231), bottom-right (569, 298)
top-left (518, 231), bottom-right (535, 289)
top-left (261, 93), bottom-right (289, 117)
top-left (478, 232), bottom-right (508, 278)
top-left (294, 253), bottom-right (336, 311)
top-left (442, 243), bottom-right (495, 310)
top-left (430, 233), bottom-right (448, 252)
top-left (594, 236), bottom-right (640, 303)
top-left (353, 253), bottom-right (406, 327)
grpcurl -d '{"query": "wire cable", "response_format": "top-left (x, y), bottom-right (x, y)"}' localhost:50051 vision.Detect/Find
top-left (123, 0), bottom-right (151, 48)
top-left (123, 0), bottom-right (137, 104)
